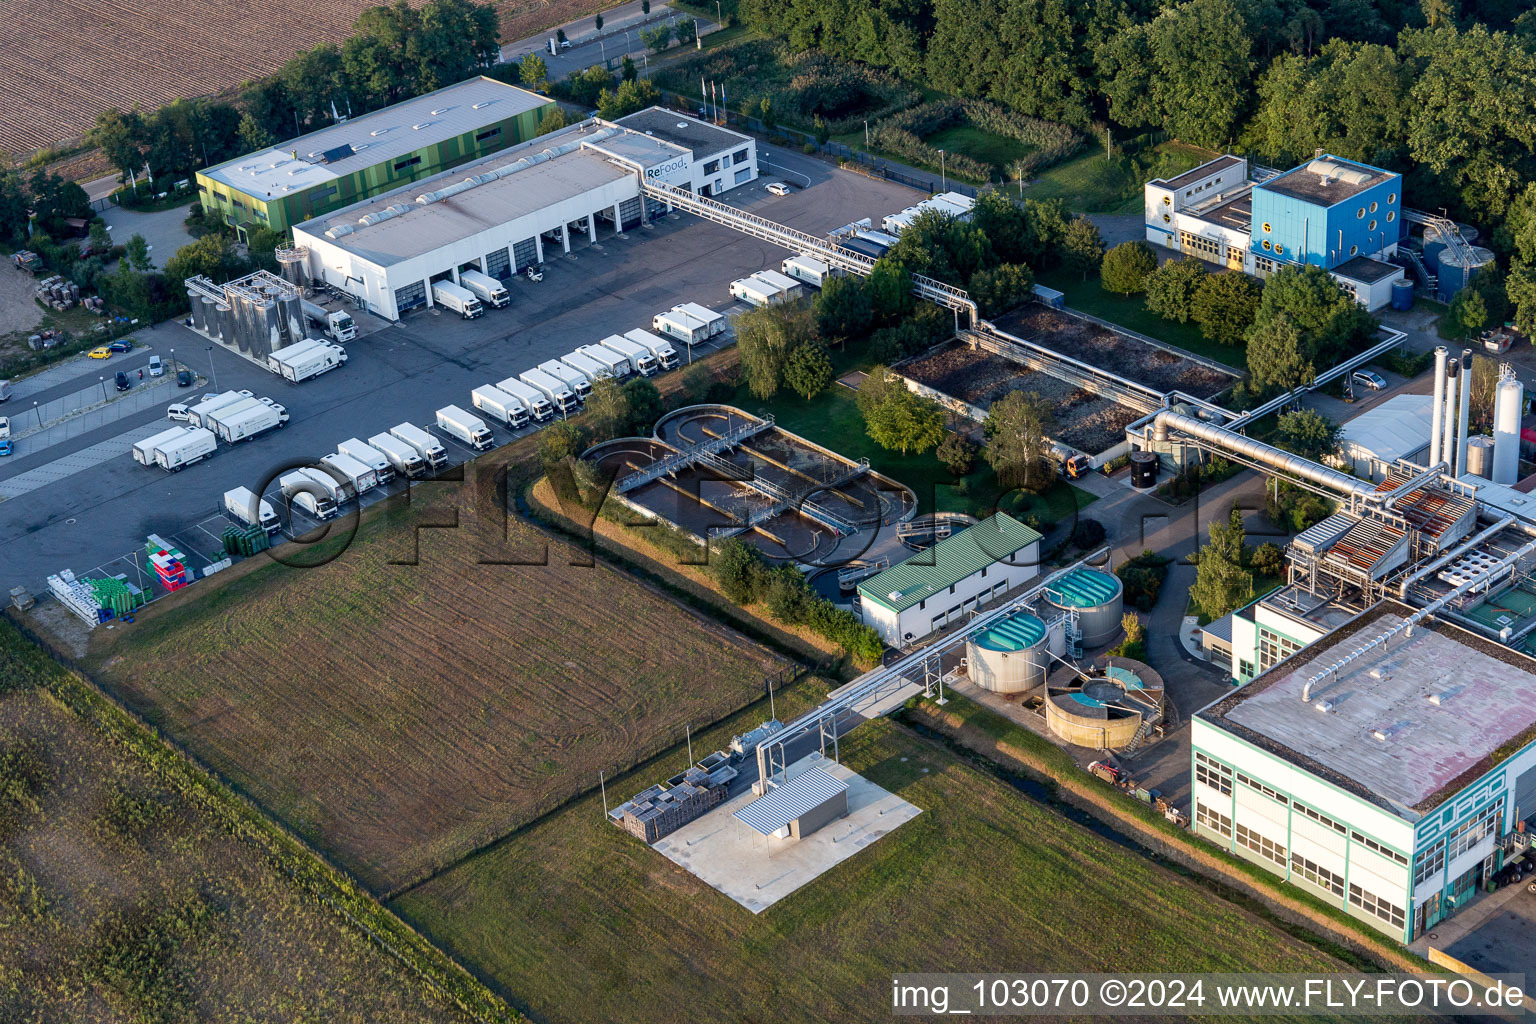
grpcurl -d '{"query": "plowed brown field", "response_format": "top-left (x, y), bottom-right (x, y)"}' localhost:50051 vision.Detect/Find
top-left (87, 466), bottom-right (783, 894)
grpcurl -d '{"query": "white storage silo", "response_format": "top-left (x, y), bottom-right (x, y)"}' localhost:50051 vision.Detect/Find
top-left (1467, 436), bottom-right (1496, 479)
top-left (965, 613), bottom-right (1052, 693)
top-left (1493, 368), bottom-right (1524, 485)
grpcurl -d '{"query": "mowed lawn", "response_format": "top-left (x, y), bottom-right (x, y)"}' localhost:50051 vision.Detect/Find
top-left (0, 623), bottom-right (490, 1023)
top-left (87, 465), bottom-right (784, 894)
top-left (395, 718), bottom-right (1345, 1024)
top-left (1023, 142), bottom-right (1212, 214)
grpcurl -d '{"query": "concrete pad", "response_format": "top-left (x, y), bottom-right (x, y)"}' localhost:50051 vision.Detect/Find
top-left (0, 423), bottom-right (167, 500)
top-left (654, 755), bottom-right (921, 914)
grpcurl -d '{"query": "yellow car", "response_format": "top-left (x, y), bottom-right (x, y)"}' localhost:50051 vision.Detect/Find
top-left (89, 346), bottom-right (111, 359)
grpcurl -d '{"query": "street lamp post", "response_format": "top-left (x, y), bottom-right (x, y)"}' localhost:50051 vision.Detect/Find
top-left (715, 0), bottom-right (723, 27)
top-left (169, 348), bottom-right (176, 375)
top-left (99, 376), bottom-right (106, 402)
top-left (864, 120), bottom-right (869, 148)
top-left (940, 149), bottom-right (946, 192)
top-left (206, 346), bottom-right (218, 391)
top-left (33, 401), bottom-right (40, 429)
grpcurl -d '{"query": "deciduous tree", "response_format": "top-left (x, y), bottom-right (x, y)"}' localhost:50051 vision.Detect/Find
top-left (856, 367), bottom-right (945, 454)
top-left (983, 389), bottom-right (1054, 492)
top-left (1101, 241), bottom-right (1158, 295)
top-left (1191, 271), bottom-right (1263, 344)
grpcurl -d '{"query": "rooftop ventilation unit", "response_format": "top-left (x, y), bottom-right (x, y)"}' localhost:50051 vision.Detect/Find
top-left (1314, 700), bottom-right (1335, 713)
top-left (431, 107), bottom-right (450, 115)
top-left (412, 122), bottom-right (432, 130)
top-left (472, 100), bottom-right (494, 109)
top-left (371, 128), bottom-right (390, 136)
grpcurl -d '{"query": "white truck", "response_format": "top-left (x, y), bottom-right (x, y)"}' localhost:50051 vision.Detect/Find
top-left (458, 268), bottom-right (510, 309)
top-left (600, 335), bottom-right (658, 377)
top-left (215, 400), bottom-right (289, 443)
top-left (575, 343), bottom-right (631, 380)
top-left (224, 486), bottom-right (280, 536)
top-left (431, 280), bottom-right (484, 319)
top-left (280, 468), bottom-right (341, 520)
top-left (540, 359), bottom-right (592, 400)
top-left (203, 396), bottom-right (261, 433)
top-left (338, 437), bottom-right (397, 484)
top-left (268, 339), bottom-right (348, 383)
top-left (782, 254), bottom-right (840, 288)
top-left (321, 451), bottom-right (380, 495)
top-left (623, 328), bottom-right (680, 371)
top-left (389, 422), bottom-right (448, 470)
top-left (154, 427), bottom-right (217, 472)
top-left (753, 269), bottom-right (804, 300)
top-left (132, 426), bottom-right (194, 466)
top-left (729, 275), bottom-right (782, 307)
top-left (561, 349), bottom-right (611, 382)
top-left (497, 377), bottom-right (554, 423)
top-left (471, 384), bottom-right (531, 428)
top-left (653, 303), bottom-right (726, 347)
top-left (436, 405), bottom-right (494, 451)
top-left (369, 432), bottom-right (426, 479)
top-left (519, 367), bottom-right (579, 415)
top-left (301, 299), bottom-right (357, 342)
top-left (184, 390), bottom-right (254, 429)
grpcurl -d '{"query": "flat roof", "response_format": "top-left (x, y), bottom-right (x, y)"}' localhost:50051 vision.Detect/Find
top-left (1333, 255), bottom-right (1402, 285)
top-left (1252, 584), bottom-right (1359, 634)
top-left (1258, 155), bottom-right (1397, 207)
top-left (1199, 600), bottom-right (1536, 819)
top-left (734, 766), bottom-right (847, 836)
top-left (203, 78), bottom-right (548, 196)
top-left (615, 106), bottom-right (751, 157)
top-left (859, 513), bottom-right (1042, 614)
top-left (1154, 154), bottom-right (1243, 192)
top-left (1187, 192), bottom-right (1252, 233)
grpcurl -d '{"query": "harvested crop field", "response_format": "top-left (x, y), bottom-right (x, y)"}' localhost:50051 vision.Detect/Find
top-left (897, 342), bottom-right (1142, 454)
top-left (83, 464), bottom-right (784, 894)
top-left (0, 622), bottom-right (504, 1023)
top-left (993, 303), bottom-right (1237, 398)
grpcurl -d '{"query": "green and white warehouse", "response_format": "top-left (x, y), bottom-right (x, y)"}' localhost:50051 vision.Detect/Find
top-left (195, 78), bottom-right (553, 237)
top-left (1193, 600), bottom-right (1536, 942)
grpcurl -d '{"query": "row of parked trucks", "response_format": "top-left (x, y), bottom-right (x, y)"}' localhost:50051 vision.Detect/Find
top-left (429, 269), bottom-right (512, 320)
top-left (729, 256), bottom-right (845, 309)
top-left (133, 389), bottom-right (292, 471)
top-left (266, 338), bottom-right (349, 383)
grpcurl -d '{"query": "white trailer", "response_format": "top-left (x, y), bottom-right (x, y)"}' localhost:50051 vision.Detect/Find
top-left (224, 486), bottom-right (280, 536)
top-left (753, 269), bottom-right (804, 300)
top-left (540, 360), bottom-right (591, 400)
top-left (301, 299), bottom-right (357, 342)
top-left (471, 384), bottom-right (530, 428)
top-left (575, 343), bottom-right (630, 379)
top-left (321, 451), bottom-right (380, 495)
top-left (338, 437), bottom-right (396, 484)
top-left (216, 400), bottom-right (288, 443)
top-left (729, 275), bottom-right (782, 307)
top-left (600, 335), bottom-right (658, 377)
top-left (623, 328), bottom-right (679, 371)
top-left (561, 349), bottom-right (611, 382)
top-left (389, 422), bottom-right (448, 469)
top-left (458, 268), bottom-right (510, 308)
top-left (431, 280), bottom-right (484, 319)
top-left (781, 254), bottom-right (840, 288)
top-left (497, 377), bottom-right (554, 423)
top-left (268, 340), bottom-right (347, 383)
top-left (652, 303), bottom-right (725, 346)
top-left (436, 405), bottom-right (494, 451)
top-left (154, 427), bottom-right (217, 472)
top-left (280, 469), bottom-right (340, 520)
top-left (184, 390), bottom-right (253, 430)
top-left (369, 432), bottom-right (426, 479)
top-left (203, 396), bottom-right (262, 434)
top-left (519, 368), bottom-right (579, 415)
top-left (132, 426), bottom-right (193, 466)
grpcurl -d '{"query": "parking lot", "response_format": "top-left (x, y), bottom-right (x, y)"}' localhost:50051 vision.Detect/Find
top-left (0, 153), bottom-right (921, 596)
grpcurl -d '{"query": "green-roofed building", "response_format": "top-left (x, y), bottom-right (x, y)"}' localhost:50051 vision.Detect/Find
top-left (858, 512), bottom-right (1043, 645)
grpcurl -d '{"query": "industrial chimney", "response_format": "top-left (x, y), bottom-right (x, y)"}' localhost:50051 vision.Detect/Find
top-left (1430, 346), bottom-right (1448, 466)
top-left (1456, 349), bottom-right (1473, 476)
top-left (1442, 358), bottom-right (1459, 473)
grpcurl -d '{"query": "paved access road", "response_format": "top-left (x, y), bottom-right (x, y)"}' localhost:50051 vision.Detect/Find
top-left (0, 154), bottom-right (920, 596)
top-left (500, 1), bottom-right (716, 81)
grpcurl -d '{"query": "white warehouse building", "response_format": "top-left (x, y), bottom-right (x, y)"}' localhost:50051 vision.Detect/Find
top-left (291, 109), bottom-right (756, 320)
top-left (1193, 600), bottom-right (1536, 942)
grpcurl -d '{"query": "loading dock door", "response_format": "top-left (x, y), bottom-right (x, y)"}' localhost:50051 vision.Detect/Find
top-left (644, 197), bottom-right (669, 222)
top-left (512, 237), bottom-right (538, 270)
top-left (394, 280), bottom-right (427, 314)
top-left (1516, 764), bottom-right (1536, 824)
top-left (485, 247), bottom-right (511, 280)
top-left (619, 197), bottom-right (643, 231)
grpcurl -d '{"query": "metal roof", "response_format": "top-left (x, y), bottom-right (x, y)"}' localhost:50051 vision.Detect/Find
top-left (1201, 612), bottom-right (1234, 645)
top-left (1153, 154), bottom-right (1243, 191)
top-left (973, 613), bottom-right (1046, 652)
top-left (734, 766), bottom-right (848, 836)
top-left (203, 78), bottom-right (549, 194)
top-left (1340, 393), bottom-right (1434, 465)
top-left (858, 513), bottom-right (1042, 614)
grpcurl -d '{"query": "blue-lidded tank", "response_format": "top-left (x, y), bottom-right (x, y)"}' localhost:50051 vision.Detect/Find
top-left (1390, 278), bottom-right (1414, 311)
top-left (1438, 245), bottom-right (1495, 303)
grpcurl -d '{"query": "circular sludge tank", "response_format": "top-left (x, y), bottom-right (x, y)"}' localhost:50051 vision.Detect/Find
top-left (1045, 657), bottom-right (1164, 749)
top-left (1045, 567), bottom-right (1124, 649)
top-left (1438, 245), bottom-right (1495, 303)
top-left (965, 613), bottom-right (1053, 693)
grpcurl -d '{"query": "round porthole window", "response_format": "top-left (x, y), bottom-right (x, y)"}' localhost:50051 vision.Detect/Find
top-left (1162, 213), bottom-right (1171, 223)
top-left (1261, 222), bottom-right (1272, 233)
top-left (1357, 208), bottom-right (1366, 219)
top-left (1369, 219), bottom-right (1377, 231)
top-left (1388, 192), bottom-right (1397, 204)
top-left (1387, 211), bottom-right (1396, 222)
top-left (1350, 245), bottom-right (1359, 256)
top-left (1370, 201), bottom-right (1378, 213)
top-left (1262, 239), bottom-right (1272, 250)
top-left (1162, 196), bottom-right (1171, 206)
top-left (1275, 244), bottom-right (1285, 255)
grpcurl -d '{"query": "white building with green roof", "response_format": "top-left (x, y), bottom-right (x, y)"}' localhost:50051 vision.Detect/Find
top-left (858, 512), bottom-right (1042, 645)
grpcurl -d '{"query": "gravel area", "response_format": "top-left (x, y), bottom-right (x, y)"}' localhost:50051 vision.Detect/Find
top-left (994, 302), bottom-right (1236, 398)
top-left (898, 341), bottom-right (1141, 454)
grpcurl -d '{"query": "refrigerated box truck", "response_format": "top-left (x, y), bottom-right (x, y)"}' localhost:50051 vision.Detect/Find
top-left (321, 451), bottom-right (380, 495)
top-left (599, 335), bottom-right (657, 377)
top-left (652, 303), bottom-right (725, 346)
top-left (458, 269), bottom-right (510, 309)
top-left (575, 343), bottom-right (630, 379)
top-left (216, 400), bottom-right (288, 443)
top-left (436, 405), bottom-right (494, 451)
top-left (154, 427), bottom-right (217, 472)
top-left (561, 350), bottom-right (611, 382)
top-left (268, 339), bottom-right (347, 383)
top-left (623, 328), bottom-right (679, 371)
top-left (471, 384), bottom-right (530, 428)
top-left (203, 396), bottom-right (261, 433)
top-left (781, 254), bottom-right (840, 288)
top-left (337, 437), bottom-right (396, 484)
top-left (753, 269), bottom-right (804, 300)
top-left (518, 368), bottom-right (579, 415)
top-left (539, 360), bottom-right (591, 400)
top-left (431, 280), bottom-right (484, 319)
top-left (729, 275), bottom-right (781, 307)
top-left (497, 377), bottom-right (554, 423)
top-left (389, 422), bottom-right (448, 469)
top-left (133, 426), bottom-right (195, 466)
top-left (369, 432), bottom-right (426, 478)
top-left (280, 469), bottom-right (340, 520)
top-left (224, 486), bottom-right (280, 536)
top-left (184, 390), bottom-right (254, 429)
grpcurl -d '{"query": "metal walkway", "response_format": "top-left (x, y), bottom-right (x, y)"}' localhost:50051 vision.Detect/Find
top-left (640, 180), bottom-right (979, 325)
top-left (614, 413), bottom-right (774, 493)
top-left (961, 326), bottom-right (1166, 413)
